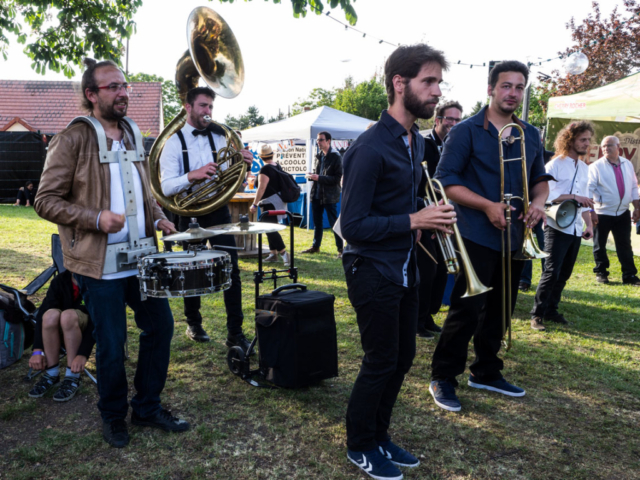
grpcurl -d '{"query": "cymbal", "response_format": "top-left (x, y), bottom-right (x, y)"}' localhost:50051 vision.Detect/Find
top-left (206, 222), bottom-right (286, 235)
top-left (161, 226), bottom-right (221, 243)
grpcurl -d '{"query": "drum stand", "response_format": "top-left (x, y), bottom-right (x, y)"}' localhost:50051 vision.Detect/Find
top-left (226, 210), bottom-right (298, 388)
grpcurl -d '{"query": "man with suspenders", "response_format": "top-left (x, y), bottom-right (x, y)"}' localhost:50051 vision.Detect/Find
top-left (159, 86), bottom-right (254, 349)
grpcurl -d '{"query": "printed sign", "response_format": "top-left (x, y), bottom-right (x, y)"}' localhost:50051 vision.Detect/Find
top-left (276, 146), bottom-right (308, 174)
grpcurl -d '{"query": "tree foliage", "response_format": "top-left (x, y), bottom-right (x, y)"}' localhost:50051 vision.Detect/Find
top-left (1, 0), bottom-right (357, 78)
top-left (1, 1), bottom-right (142, 77)
top-left (293, 75), bottom-right (387, 121)
top-left (541, 0), bottom-right (640, 97)
top-left (128, 72), bottom-right (181, 128)
top-left (225, 105), bottom-right (265, 130)
top-left (219, 0), bottom-right (357, 24)
top-left (292, 88), bottom-right (335, 115)
top-left (333, 75), bottom-right (387, 120)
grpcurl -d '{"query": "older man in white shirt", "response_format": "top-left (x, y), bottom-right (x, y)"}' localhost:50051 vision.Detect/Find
top-left (588, 135), bottom-right (640, 285)
top-left (530, 122), bottom-right (595, 330)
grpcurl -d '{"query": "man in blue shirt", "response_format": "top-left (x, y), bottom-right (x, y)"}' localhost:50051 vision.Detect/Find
top-left (430, 61), bottom-right (551, 413)
top-left (341, 44), bottom-right (457, 480)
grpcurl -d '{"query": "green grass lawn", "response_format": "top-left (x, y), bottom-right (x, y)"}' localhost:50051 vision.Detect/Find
top-left (0, 205), bottom-right (639, 480)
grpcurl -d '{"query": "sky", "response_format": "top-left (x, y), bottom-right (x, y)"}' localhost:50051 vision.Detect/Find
top-left (0, 0), bottom-right (632, 123)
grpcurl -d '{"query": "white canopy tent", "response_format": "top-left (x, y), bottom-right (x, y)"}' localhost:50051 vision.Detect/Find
top-left (241, 107), bottom-right (372, 229)
top-left (241, 106), bottom-right (373, 144)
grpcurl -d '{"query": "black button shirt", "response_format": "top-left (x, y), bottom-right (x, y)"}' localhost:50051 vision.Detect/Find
top-left (341, 110), bottom-right (424, 287)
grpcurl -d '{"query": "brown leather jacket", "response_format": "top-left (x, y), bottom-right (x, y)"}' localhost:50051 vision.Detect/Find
top-left (35, 120), bottom-right (166, 280)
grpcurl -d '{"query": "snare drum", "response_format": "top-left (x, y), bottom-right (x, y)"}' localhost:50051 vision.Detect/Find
top-left (138, 250), bottom-right (232, 298)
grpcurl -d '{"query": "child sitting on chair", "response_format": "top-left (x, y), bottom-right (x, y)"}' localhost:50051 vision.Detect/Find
top-left (28, 270), bottom-right (95, 402)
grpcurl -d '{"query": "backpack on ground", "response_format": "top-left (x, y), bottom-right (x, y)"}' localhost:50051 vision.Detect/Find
top-left (0, 289), bottom-right (35, 369)
top-left (269, 164), bottom-right (301, 203)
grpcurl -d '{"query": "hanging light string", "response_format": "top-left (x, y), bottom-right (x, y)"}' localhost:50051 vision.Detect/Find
top-left (310, 3), bottom-right (639, 69)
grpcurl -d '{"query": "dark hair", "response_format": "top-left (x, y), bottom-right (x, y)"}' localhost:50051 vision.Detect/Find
top-left (186, 87), bottom-right (216, 106)
top-left (318, 131), bottom-right (331, 142)
top-left (489, 60), bottom-right (529, 89)
top-left (80, 57), bottom-right (120, 112)
top-left (436, 100), bottom-right (463, 118)
top-left (553, 121), bottom-right (595, 157)
top-left (25, 180), bottom-right (33, 188)
top-left (384, 44), bottom-right (449, 105)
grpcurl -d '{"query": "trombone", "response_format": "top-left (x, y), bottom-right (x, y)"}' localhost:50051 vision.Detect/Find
top-left (421, 162), bottom-right (492, 298)
top-left (499, 123), bottom-right (549, 351)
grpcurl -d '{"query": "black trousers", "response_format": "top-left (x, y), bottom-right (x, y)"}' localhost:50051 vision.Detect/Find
top-left (417, 232), bottom-right (448, 329)
top-left (431, 239), bottom-right (523, 386)
top-left (178, 207), bottom-right (244, 336)
top-left (531, 227), bottom-right (581, 319)
top-left (260, 203), bottom-right (286, 252)
top-left (344, 258), bottom-right (418, 452)
top-left (593, 209), bottom-right (638, 280)
top-left (311, 200), bottom-right (343, 251)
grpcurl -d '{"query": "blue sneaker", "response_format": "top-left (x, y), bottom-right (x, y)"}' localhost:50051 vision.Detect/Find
top-left (347, 448), bottom-right (403, 480)
top-left (378, 440), bottom-right (420, 468)
top-left (429, 380), bottom-right (461, 412)
top-left (467, 375), bottom-right (525, 397)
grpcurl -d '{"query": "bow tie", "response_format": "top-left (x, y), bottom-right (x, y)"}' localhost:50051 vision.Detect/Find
top-left (192, 129), bottom-right (209, 137)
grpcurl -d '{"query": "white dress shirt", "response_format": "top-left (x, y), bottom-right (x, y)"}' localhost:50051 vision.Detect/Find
top-left (159, 122), bottom-right (228, 197)
top-left (545, 155), bottom-right (589, 236)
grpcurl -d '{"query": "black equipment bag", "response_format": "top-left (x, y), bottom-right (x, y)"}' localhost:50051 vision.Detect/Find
top-left (255, 284), bottom-right (337, 388)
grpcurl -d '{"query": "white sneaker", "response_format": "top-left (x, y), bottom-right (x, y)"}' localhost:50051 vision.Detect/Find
top-left (264, 253), bottom-right (278, 263)
top-left (281, 252), bottom-right (290, 267)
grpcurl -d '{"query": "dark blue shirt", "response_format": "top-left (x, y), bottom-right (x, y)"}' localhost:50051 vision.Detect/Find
top-left (435, 106), bottom-right (552, 252)
top-left (341, 110), bottom-right (424, 287)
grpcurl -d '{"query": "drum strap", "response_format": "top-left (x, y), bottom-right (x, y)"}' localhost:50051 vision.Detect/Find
top-left (67, 115), bottom-right (157, 275)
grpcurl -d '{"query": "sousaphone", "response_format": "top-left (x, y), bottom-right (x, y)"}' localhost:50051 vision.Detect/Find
top-left (148, 7), bottom-right (247, 216)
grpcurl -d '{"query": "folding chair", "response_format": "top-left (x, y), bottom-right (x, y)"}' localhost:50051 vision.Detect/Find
top-left (0, 234), bottom-right (97, 385)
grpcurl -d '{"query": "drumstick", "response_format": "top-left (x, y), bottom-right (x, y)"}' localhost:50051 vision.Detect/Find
top-left (417, 241), bottom-right (437, 264)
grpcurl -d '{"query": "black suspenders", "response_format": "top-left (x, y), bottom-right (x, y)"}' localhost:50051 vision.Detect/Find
top-left (175, 130), bottom-right (218, 175)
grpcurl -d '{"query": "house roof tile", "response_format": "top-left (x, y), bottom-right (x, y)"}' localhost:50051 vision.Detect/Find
top-left (0, 80), bottom-right (162, 136)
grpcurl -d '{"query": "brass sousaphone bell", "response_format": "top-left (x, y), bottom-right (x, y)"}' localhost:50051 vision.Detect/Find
top-left (148, 7), bottom-right (247, 216)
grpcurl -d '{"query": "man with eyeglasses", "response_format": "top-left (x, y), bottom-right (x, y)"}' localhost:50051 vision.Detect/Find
top-left (302, 131), bottom-right (344, 258)
top-left (588, 135), bottom-right (640, 285)
top-left (416, 101), bottom-right (463, 339)
top-left (35, 58), bottom-right (188, 448)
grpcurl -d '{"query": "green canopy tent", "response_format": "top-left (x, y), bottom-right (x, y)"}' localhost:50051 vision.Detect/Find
top-left (546, 71), bottom-right (640, 176)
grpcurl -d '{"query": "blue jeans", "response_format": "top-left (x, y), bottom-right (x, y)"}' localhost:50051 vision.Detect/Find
top-left (75, 274), bottom-right (174, 422)
top-left (520, 222), bottom-right (546, 284)
top-left (311, 200), bottom-right (343, 251)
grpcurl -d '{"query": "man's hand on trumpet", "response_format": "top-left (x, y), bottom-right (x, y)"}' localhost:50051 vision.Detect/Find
top-left (409, 203), bottom-right (456, 234)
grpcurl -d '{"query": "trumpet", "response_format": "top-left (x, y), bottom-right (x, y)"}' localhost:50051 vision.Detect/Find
top-left (499, 123), bottom-right (548, 351)
top-left (421, 162), bottom-right (491, 298)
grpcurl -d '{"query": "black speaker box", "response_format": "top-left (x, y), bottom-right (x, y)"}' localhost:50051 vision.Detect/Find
top-left (255, 284), bottom-right (337, 388)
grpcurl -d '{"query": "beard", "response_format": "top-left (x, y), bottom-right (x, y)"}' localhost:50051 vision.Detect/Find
top-left (403, 83), bottom-right (437, 120)
top-left (188, 112), bottom-right (210, 130)
top-left (492, 90), bottom-right (520, 115)
top-left (97, 96), bottom-right (128, 121)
